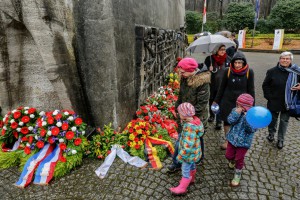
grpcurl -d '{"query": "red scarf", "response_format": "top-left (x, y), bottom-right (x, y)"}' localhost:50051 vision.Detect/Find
top-left (212, 54), bottom-right (227, 67)
top-left (230, 64), bottom-right (249, 75)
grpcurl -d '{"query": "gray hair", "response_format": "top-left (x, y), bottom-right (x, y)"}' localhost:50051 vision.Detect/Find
top-left (280, 51), bottom-right (293, 61)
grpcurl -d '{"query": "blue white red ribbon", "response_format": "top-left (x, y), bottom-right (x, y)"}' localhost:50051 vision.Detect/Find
top-left (33, 144), bottom-right (62, 185)
top-left (15, 143), bottom-right (54, 188)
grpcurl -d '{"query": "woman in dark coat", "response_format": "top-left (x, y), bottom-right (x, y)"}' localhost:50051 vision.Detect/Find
top-left (213, 51), bottom-right (255, 150)
top-left (204, 44), bottom-right (231, 129)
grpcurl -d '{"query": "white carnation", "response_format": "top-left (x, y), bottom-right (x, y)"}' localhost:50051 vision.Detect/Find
top-left (26, 143), bottom-right (30, 147)
top-left (42, 121), bottom-right (47, 126)
top-left (56, 122), bottom-right (62, 127)
top-left (68, 116), bottom-right (74, 121)
top-left (3, 126), bottom-right (7, 130)
top-left (12, 109), bottom-right (17, 113)
top-left (24, 107), bottom-right (29, 110)
top-left (35, 135), bottom-right (39, 140)
top-left (71, 150), bottom-right (77, 155)
top-left (53, 110), bottom-right (59, 115)
top-left (47, 131), bottom-right (52, 136)
top-left (19, 122), bottom-right (24, 126)
top-left (81, 131), bottom-right (85, 135)
top-left (59, 138), bottom-right (64, 143)
top-left (10, 119), bottom-right (15, 123)
top-left (28, 126), bottom-right (33, 131)
top-left (16, 128), bottom-right (21, 132)
top-left (3, 117), bottom-right (6, 122)
top-left (24, 111), bottom-right (28, 114)
top-left (71, 126), bottom-right (77, 131)
top-left (64, 111), bottom-right (69, 116)
top-left (30, 114), bottom-right (35, 118)
top-left (39, 111), bottom-right (45, 116)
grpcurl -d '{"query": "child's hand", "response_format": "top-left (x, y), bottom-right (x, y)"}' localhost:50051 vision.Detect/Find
top-left (235, 105), bottom-right (244, 114)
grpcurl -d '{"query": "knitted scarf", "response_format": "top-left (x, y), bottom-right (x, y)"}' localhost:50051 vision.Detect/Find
top-left (284, 64), bottom-right (300, 109)
top-left (212, 54), bottom-right (227, 67)
top-left (230, 64), bottom-right (249, 76)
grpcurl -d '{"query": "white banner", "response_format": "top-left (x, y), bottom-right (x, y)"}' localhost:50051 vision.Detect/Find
top-left (273, 29), bottom-right (284, 50)
top-left (238, 30), bottom-right (246, 48)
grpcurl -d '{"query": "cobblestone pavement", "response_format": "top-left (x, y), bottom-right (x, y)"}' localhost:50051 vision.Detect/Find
top-left (0, 52), bottom-right (299, 199)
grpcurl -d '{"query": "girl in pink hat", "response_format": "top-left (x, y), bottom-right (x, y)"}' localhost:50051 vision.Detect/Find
top-left (169, 102), bottom-right (204, 195)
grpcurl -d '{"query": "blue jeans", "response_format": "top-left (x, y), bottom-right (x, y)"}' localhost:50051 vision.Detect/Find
top-left (182, 162), bottom-right (196, 178)
top-left (172, 134), bottom-right (205, 166)
top-left (268, 110), bottom-right (290, 142)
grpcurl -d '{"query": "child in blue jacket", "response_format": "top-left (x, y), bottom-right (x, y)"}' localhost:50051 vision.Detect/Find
top-left (169, 102), bottom-right (204, 195)
top-left (226, 93), bottom-right (255, 187)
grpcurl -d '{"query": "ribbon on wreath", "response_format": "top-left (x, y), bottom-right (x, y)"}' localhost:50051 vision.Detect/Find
top-left (15, 143), bottom-right (54, 188)
top-left (1, 138), bottom-right (21, 152)
top-left (145, 136), bottom-right (174, 169)
top-left (95, 144), bottom-right (147, 179)
top-left (33, 144), bottom-right (62, 185)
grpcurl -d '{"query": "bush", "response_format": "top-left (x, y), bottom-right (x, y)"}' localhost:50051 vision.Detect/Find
top-left (223, 2), bottom-right (255, 32)
top-left (186, 11), bottom-right (202, 34)
top-left (256, 19), bottom-right (272, 34)
top-left (203, 12), bottom-right (223, 33)
top-left (267, 0), bottom-right (300, 33)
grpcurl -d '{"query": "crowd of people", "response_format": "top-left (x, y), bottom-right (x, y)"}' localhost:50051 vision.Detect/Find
top-left (168, 49), bottom-right (300, 195)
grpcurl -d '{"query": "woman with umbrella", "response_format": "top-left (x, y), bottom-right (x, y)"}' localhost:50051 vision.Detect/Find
top-left (213, 51), bottom-right (255, 150)
top-left (205, 44), bottom-right (231, 130)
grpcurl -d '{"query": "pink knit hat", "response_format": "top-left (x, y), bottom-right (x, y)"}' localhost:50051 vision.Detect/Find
top-left (177, 58), bottom-right (198, 72)
top-left (236, 93), bottom-right (254, 111)
top-left (177, 102), bottom-right (195, 117)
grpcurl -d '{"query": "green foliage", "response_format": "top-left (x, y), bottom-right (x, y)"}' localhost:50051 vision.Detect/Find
top-left (203, 12), bottom-right (223, 33)
top-left (256, 19), bottom-right (272, 34)
top-left (223, 3), bottom-right (255, 32)
top-left (54, 152), bottom-right (83, 178)
top-left (267, 0), bottom-right (300, 33)
top-left (0, 149), bottom-right (22, 169)
top-left (86, 123), bottom-right (127, 159)
top-left (186, 11), bottom-right (202, 34)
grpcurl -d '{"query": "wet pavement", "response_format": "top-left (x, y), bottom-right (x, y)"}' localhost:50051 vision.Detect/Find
top-left (0, 52), bottom-right (299, 199)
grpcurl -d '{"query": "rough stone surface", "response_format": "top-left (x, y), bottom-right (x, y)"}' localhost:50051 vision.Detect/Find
top-left (0, 0), bottom-right (185, 128)
top-left (0, 52), bottom-right (299, 199)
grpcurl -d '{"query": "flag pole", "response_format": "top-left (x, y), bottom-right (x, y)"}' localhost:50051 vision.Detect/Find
top-left (251, 0), bottom-right (260, 48)
top-left (202, 0), bottom-right (207, 33)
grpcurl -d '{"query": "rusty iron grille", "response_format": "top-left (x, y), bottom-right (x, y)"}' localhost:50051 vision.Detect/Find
top-left (135, 26), bottom-right (186, 106)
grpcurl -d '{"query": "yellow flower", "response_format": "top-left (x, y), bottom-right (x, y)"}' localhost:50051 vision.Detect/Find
top-left (141, 134), bottom-right (146, 139)
top-left (129, 134), bottom-right (135, 140)
top-left (146, 130), bottom-right (150, 135)
top-left (130, 141), bottom-right (136, 148)
top-left (134, 125), bottom-right (139, 129)
top-left (136, 129), bottom-right (142, 134)
top-left (169, 73), bottom-right (174, 78)
top-left (169, 79), bottom-right (174, 82)
top-left (138, 140), bottom-right (143, 145)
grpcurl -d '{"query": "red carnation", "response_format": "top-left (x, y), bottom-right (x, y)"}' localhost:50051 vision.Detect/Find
top-left (13, 131), bottom-right (18, 139)
top-left (74, 138), bottom-right (82, 146)
top-left (59, 143), bottom-right (67, 150)
top-left (1, 129), bottom-right (5, 136)
top-left (134, 144), bottom-right (140, 150)
top-left (66, 131), bottom-right (74, 140)
top-left (21, 116), bottom-right (30, 123)
top-left (134, 137), bottom-right (139, 142)
top-left (61, 123), bottom-right (69, 131)
top-left (24, 146), bottom-right (31, 155)
top-left (13, 111), bottom-right (21, 119)
top-left (60, 156), bottom-right (67, 162)
top-left (142, 109), bottom-right (148, 114)
top-left (136, 110), bottom-right (142, 115)
top-left (129, 128), bottom-right (134, 133)
top-left (21, 136), bottom-right (28, 141)
top-left (28, 136), bottom-right (33, 144)
top-left (37, 118), bottom-right (42, 127)
top-left (48, 136), bottom-right (55, 144)
top-left (144, 116), bottom-right (150, 121)
top-left (51, 127), bottom-right (60, 136)
top-left (21, 127), bottom-right (29, 134)
top-left (69, 110), bottom-right (75, 115)
top-left (28, 108), bottom-right (36, 114)
top-left (47, 117), bottom-right (54, 125)
top-left (158, 135), bottom-right (163, 139)
top-left (55, 113), bottom-right (62, 120)
top-left (75, 118), bottom-right (82, 125)
top-left (36, 141), bottom-right (44, 149)
top-left (11, 122), bottom-right (18, 129)
top-left (40, 129), bottom-right (46, 137)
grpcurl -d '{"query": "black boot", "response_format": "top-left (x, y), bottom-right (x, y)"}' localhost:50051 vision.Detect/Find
top-left (266, 134), bottom-right (274, 142)
top-left (277, 141), bottom-right (283, 149)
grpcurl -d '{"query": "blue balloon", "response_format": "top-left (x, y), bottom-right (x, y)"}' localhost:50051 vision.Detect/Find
top-left (246, 106), bottom-right (272, 129)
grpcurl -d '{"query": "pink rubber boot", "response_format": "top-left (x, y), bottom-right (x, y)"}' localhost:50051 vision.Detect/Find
top-left (190, 169), bottom-right (197, 184)
top-left (169, 177), bottom-right (192, 195)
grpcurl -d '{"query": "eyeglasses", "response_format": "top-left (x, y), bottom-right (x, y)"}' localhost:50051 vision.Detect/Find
top-left (219, 48), bottom-right (226, 51)
top-left (234, 61), bottom-right (244, 64)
